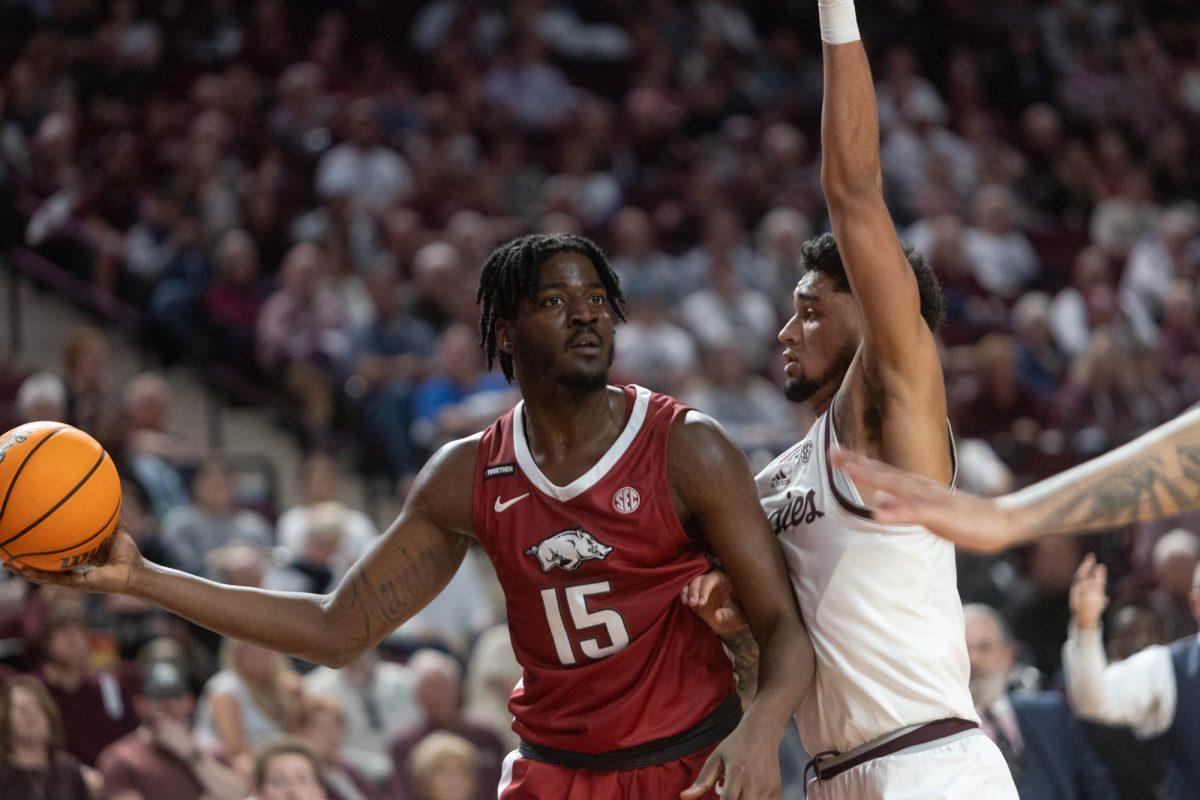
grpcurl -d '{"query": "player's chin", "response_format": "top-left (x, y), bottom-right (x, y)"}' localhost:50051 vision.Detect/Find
top-left (554, 362), bottom-right (609, 393)
top-left (783, 376), bottom-right (820, 403)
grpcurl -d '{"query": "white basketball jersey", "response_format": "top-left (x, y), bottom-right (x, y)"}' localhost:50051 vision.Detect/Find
top-left (757, 404), bottom-right (977, 755)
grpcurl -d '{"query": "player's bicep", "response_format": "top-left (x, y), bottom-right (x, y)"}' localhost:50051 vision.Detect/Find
top-left (324, 439), bottom-right (476, 655)
top-left (671, 414), bottom-right (796, 634)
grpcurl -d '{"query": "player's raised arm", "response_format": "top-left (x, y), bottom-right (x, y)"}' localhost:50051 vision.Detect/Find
top-left (834, 405), bottom-right (1200, 552)
top-left (671, 411), bottom-right (811, 800)
top-left (818, 2), bottom-right (936, 385)
top-left (10, 439), bottom-right (476, 667)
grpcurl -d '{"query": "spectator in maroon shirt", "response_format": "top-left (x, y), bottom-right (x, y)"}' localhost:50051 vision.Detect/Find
top-left (256, 242), bottom-right (349, 432)
top-left (1052, 328), bottom-right (1173, 450)
top-left (0, 674), bottom-right (92, 800)
top-left (1158, 280), bottom-right (1200, 388)
top-left (97, 661), bottom-right (248, 800)
top-left (205, 228), bottom-right (271, 366)
top-left (955, 333), bottom-right (1048, 446)
top-left (36, 604), bottom-right (137, 767)
top-left (388, 650), bottom-right (503, 800)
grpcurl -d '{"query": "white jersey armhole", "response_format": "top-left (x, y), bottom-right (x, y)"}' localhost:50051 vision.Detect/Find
top-left (824, 396), bottom-right (959, 517)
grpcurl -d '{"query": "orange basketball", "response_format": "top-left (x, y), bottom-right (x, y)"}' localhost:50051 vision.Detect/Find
top-left (0, 421), bottom-right (122, 572)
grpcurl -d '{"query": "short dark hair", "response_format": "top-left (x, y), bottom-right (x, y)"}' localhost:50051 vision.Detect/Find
top-left (254, 738), bottom-right (323, 789)
top-left (476, 234), bottom-right (626, 382)
top-left (799, 232), bottom-right (945, 331)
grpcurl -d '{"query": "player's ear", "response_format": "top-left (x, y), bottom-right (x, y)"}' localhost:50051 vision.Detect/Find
top-left (495, 318), bottom-right (514, 355)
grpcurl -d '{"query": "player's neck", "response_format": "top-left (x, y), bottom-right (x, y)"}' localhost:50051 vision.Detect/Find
top-left (521, 385), bottom-right (624, 462)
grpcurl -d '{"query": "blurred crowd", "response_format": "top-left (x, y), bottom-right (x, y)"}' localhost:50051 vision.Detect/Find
top-left (2, 0), bottom-right (1200, 798)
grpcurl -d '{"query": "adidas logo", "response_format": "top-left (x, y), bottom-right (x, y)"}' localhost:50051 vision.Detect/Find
top-left (769, 469), bottom-right (790, 489)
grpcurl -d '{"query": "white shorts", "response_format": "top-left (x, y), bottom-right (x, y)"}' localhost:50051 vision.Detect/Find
top-left (805, 729), bottom-right (1017, 800)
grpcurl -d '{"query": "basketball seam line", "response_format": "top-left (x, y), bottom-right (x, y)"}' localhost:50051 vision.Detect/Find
top-left (0, 426), bottom-right (66, 531)
top-left (1, 449), bottom-right (107, 548)
top-left (11, 493), bottom-right (121, 559)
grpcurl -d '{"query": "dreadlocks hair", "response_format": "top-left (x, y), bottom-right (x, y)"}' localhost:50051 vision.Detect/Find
top-left (477, 233), bottom-right (626, 383)
top-left (799, 232), bottom-right (946, 331)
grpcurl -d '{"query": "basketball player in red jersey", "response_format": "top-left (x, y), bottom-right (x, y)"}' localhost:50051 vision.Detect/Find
top-left (12, 234), bottom-right (810, 800)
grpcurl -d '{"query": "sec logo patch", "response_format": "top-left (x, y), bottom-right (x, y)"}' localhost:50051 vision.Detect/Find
top-left (612, 486), bottom-right (641, 514)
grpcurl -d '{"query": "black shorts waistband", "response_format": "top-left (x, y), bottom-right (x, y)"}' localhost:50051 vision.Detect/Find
top-left (518, 693), bottom-right (743, 772)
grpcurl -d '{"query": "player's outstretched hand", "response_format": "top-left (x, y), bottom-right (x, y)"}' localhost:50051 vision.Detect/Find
top-left (832, 448), bottom-right (1023, 554)
top-left (681, 721), bottom-right (782, 800)
top-left (5, 529), bottom-right (145, 595)
top-left (683, 570), bottom-right (748, 637)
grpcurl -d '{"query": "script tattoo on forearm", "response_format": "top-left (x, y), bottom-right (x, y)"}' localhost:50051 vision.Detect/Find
top-left (722, 627), bottom-right (761, 703)
top-left (1031, 437), bottom-right (1200, 535)
top-left (337, 543), bottom-right (447, 649)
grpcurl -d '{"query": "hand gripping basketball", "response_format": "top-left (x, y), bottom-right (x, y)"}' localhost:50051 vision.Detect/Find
top-left (7, 528), bottom-right (144, 595)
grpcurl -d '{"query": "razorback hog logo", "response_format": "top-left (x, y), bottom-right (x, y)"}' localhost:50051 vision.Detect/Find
top-left (525, 529), bottom-right (613, 573)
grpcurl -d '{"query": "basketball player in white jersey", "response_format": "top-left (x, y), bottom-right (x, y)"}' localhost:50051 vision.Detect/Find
top-left (686, 1), bottom-right (1017, 796)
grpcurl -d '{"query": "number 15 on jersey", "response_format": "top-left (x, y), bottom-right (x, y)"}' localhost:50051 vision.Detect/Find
top-left (539, 581), bottom-right (630, 666)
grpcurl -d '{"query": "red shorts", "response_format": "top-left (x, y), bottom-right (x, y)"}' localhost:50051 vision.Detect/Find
top-left (497, 742), bottom-right (720, 799)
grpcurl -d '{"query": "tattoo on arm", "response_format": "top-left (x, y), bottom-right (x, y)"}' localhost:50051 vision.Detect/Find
top-left (1027, 437), bottom-right (1200, 535)
top-left (721, 627), bottom-right (761, 703)
top-left (335, 543), bottom-right (447, 649)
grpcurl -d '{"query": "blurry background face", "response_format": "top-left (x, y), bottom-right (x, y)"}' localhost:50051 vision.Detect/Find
top-left (1107, 605), bottom-right (1168, 662)
top-left (302, 455), bottom-right (339, 503)
top-left (261, 753), bottom-right (326, 800)
top-left (424, 755), bottom-right (477, 800)
top-left (46, 622), bottom-right (90, 669)
top-left (964, 610), bottom-right (1014, 709)
top-left (300, 708), bottom-right (345, 761)
top-left (416, 668), bottom-right (461, 728)
top-left (234, 642), bottom-right (277, 684)
top-left (7, 686), bottom-right (51, 749)
top-left (194, 462), bottom-right (234, 513)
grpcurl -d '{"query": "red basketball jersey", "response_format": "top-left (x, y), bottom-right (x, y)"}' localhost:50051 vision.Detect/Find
top-left (471, 385), bottom-right (735, 753)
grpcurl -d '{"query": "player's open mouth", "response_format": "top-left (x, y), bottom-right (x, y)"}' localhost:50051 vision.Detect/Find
top-left (569, 337), bottom-right (602, 352)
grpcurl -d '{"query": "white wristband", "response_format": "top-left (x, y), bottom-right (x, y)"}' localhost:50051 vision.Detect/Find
top-left (819, 0), bottom-right (861, 45)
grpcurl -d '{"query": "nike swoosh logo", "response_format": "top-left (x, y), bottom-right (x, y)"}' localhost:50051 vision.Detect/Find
top-left (494, 494), bottom-right (530, 513)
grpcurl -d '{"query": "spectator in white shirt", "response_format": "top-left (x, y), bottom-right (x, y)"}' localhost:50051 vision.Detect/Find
top-left (463, 625), bottom-right (522, 752)
top-left (677, 207), bottom-right (762, 294)
top-left (875, 46), bottom-right (949, 134)
top-left (483, 35), bottom-right (576, 131)
top-left (1063, 554), bottom-right (1200, 799)
top-left (755, 207), bottom-right (811, 303)
top-left (609, 206), bottom-right (677, 300)
top-left (162, 458), bottom-right (272, 577)
top-left (315, 98), bottom-right (413, 218)
top-left (276, 453), bottom-right (378, 578)
top-left (963, 185), bottom-right (1040, 299)
top-left (679, 243), bottom-right (776, 372)
top-left (1120, 205), bottom-right (1200, 322)
top-left (612, 289), bottom-right (697, 396)
top-left (304, 649), bottom-right (419, 784)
